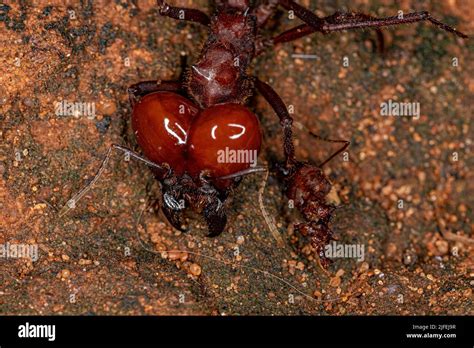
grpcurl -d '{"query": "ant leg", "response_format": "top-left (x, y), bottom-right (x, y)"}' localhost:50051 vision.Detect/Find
top-left (157, 0), bottom-right (210, 26)
top-left (178, 54), bottom-right (188, 81)
top-left (319, 11), bottom-right (467, 38)
top-left (374, 29), bottom-right (385, 55)
top-left (255, 79), bottom-right (349, 168)
top-left (272, 19), bottom-right (384, 50)
top-left (277, 0), bottom-right (324, 30)
top-left (294, 122), bottom-right (350, 167)
top-left (270, 11), bottom-right (384, 44)
top-left (272, 23), bottom-right (316, 44)
top-left (128, 80), bottom-right (182, 106)
top-left (277, 1), bottom-right (467, 38)
top-left (255, 78), bottom-right (296, 167)
top-left (59, 144), bottom-right (168, 218)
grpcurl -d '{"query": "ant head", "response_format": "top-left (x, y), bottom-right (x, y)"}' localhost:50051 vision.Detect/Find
top-left (285, 162), bottom-right (332, 206)
top-left (283, 162), bottom-right (336, 223)
top-left (132, 93), bottom-right (261, 237)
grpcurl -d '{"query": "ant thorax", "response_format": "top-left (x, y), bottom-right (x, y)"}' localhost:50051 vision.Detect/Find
top-left (187, 11), bottom-right (256, 108)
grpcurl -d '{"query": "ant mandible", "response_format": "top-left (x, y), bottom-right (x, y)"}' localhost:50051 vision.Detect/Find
top-left (60, 0), bottom-right (467, 268)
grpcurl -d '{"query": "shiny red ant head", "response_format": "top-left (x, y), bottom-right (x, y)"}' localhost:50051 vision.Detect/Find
top-left (131, 91), bottom-right (262, 189)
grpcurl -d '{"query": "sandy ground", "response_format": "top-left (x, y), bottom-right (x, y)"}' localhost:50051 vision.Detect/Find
top-left (0, 0), bottom-right (473, 315)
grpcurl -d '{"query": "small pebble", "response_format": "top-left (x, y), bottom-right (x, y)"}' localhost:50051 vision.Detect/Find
top-left (359, 262), bottom-right (369, 273)
top-left (189, 263), bottom-right (201, 276)
top-left (60, 269), bottom-right (70, 279)
top-left (329, 276), bottom-right (341, 287)
top-left (435, 240), bottom-right (449, 255)
top-left (168, 251), bottom-right (182, 261)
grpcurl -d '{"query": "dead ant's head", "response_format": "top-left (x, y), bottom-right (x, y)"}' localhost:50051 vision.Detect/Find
top-left (282, 161), bottom-right (336, 222)
top-left (131, 91), bottom-right (262, 236)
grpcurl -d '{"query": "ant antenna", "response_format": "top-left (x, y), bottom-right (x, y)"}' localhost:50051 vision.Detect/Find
top-left (58, 144), bottom-right (167, 217)
top-left (293, 121), bottom-right (350, 167)
top-left (215, 166), bottom-right (268, 180)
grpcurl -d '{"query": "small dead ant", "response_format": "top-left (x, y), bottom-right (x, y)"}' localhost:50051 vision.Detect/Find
top-left (60, 0), bottom-right (467, 268)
